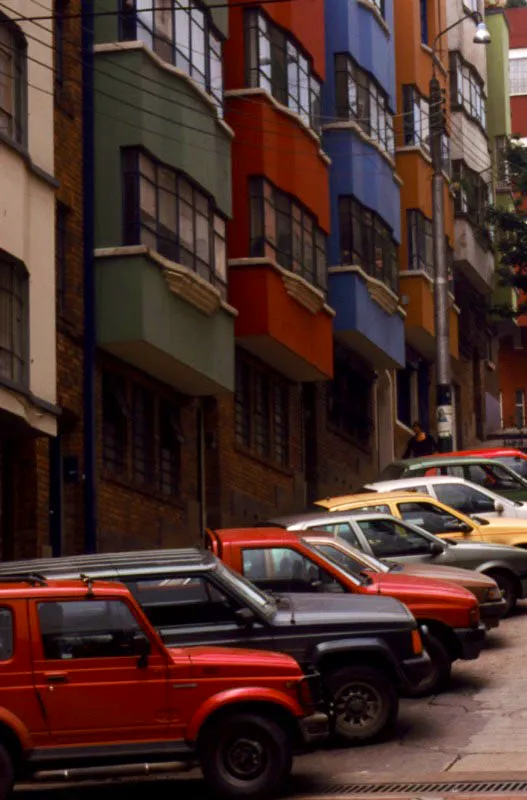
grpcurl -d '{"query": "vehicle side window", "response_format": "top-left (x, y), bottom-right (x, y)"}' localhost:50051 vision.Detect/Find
top-left (397, 501), bottom-right (469, 534)
top-left (126, 576), bottom-right (240, 629)
top-left (243, 548), bottom-right (344, 593)
top-left (37, 600), bottom-right (146, 661)
top-left (439, 465), bottom-right (464, 478)
top-left (356, 520), bottom-right (431, 557)
top-left (0, 608), bottom-right (13, 661)
top-left (313, 523), bottom-right (362, 549)
top-left (434, 483), bottom-right (494, 515)
top-left (350, 504), bottom-right (391, 516)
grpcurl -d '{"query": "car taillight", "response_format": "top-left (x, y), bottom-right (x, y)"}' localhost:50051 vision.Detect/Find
top-left (411, 628), bottom-right (423, 655)
top-left (469, 605), bottom-right (480, 627)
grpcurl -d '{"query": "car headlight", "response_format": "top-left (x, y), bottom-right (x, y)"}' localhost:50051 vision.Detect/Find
top-left (485, 586), bottom-right (503, 602)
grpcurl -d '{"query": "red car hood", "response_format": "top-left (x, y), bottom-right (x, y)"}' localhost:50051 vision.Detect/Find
top-left (368, 572), bottom-right (476, 608)
top-left (169, 646), bottom-right (302, 678)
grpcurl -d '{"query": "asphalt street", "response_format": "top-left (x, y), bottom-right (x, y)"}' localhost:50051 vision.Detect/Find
top-left (17, 602), bottom-right (527, 799)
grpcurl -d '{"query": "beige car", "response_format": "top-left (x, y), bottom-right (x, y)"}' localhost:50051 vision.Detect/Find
top-left (315, 490), bottom-right (527, 548)
top-left (301, 532), bottom-right (505, 628)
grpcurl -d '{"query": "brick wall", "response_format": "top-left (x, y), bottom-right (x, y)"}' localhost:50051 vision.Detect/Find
top-left (94, 357), bottom-right (201, 554)
top-left (54, 0), bottom-right (86, 555)
top-left (310, 382), bottom-right (377, 498)
top-left (210, 352), bottom-right (306, 527)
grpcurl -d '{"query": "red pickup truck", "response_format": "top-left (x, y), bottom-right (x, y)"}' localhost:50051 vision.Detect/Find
top-left (205, 527), bottom-right (486, 696)
top-left (0, 575), bottom-right (328, 800)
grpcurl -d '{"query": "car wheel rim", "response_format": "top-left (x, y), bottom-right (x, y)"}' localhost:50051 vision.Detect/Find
top-left (223, 736), bottom-right (267, 781)
top-left (334, 682), bottom-right (382, 731)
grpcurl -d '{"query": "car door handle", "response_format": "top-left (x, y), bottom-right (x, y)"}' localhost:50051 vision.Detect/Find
top-left (44, 672), bottom-right (69, 684)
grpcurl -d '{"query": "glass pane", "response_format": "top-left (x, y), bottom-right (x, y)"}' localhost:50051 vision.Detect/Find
top-left (174, 2), bottom-right (191, 69)
top-left (195, 212), bottom-right (210, 263)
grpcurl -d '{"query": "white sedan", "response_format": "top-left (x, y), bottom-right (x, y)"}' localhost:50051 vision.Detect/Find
top-left (364, 475), bottom-right (527, 520)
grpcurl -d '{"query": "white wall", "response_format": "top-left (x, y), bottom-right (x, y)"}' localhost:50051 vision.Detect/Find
top-left (0, 1), bottom-right (56, 434)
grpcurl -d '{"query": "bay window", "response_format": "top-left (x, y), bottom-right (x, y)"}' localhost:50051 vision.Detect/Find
top-left (450, 52), bottom-right (486, 129)
top-left (339, 197), bottom-right (398, 293)
top-left (122, 148), bottom-right (227, 298)
top-left (335, 54), bottom-right (395, 157)
top-left (122, 0), bottom-right (224, 113)
top-left (452, 160), bottom-right (491, 230)
top-left (245, 10), bottom-right (321, 132)
top-left (250, 178), bottom-right (328, 292)
top-left (403, 85), bottom-right (430, 151)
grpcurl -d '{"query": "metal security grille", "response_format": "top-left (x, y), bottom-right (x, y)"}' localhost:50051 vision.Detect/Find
top-left (297, 780), bottom-right (527, 796)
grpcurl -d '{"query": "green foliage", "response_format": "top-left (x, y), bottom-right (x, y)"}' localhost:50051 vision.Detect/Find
top-left (489, 138), bottom-right (527, 316)
top-left (506, 0), bottom-right (527, 8)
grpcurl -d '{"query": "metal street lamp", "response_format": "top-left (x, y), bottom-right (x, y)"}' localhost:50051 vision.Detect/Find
top-left (429, 11), bottom-right (490, 452)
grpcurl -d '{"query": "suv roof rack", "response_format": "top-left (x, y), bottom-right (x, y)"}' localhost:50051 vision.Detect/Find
top-left (0, 573), bottom-right (47, 587)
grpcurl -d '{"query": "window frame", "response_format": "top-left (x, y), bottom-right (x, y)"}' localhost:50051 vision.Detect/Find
top-left (0, 251), bottom-right (29, 391)
top-left (245, 8), bottom-right (322, 133)
top-left (449, 51), bottom-right (487, 131)
top-left (120, 0), bottom-right (224, 114)
top-left (102, 368), bottom-right (183, 498)
top-left (335, 53), bottom-right (394, 158)
top-left (0, 13), bottom-right (27, 147)
top-left (234, 354), bottom-right (290, 468)
top-left (122, 148), bottom-right (228, 298)
top-left (402, 84), bottom-right (430, 153)
top-left (249, 176), bottom-right (327, 293)
top-left (338, 196), bottom-right (398, 293)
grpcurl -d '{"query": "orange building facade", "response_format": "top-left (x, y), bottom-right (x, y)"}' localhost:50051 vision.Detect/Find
top-left (393, 0), bottom-right (459, 450)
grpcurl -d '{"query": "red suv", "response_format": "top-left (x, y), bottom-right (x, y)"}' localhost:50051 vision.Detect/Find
top-left (0, 576), bottom-right (328, 799)
top-left (205, 527), bottom-right (486, 695)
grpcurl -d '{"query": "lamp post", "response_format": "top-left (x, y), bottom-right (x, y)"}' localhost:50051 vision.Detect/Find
top-left (429, 12), bottom-right (490, 452)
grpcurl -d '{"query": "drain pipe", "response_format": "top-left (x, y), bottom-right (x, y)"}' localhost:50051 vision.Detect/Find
top-left (82, 0), bottom-right (97, 554)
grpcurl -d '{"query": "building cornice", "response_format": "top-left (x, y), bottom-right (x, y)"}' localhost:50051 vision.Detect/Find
top-left (228, 257), bottom-right (335, 317)
top-left (95, 245), bottom-right (238, 318)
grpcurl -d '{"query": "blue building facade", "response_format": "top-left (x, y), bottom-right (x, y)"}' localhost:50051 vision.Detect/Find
top-left (322, 0), bottom-right (405, 371)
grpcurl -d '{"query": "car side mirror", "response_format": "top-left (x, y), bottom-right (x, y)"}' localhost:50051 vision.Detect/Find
top-left (495, 501), bottom-right (505, 515)
top-left (133, 633), bottom-right (151, 669)
top-left (430, 542), bottom-right (444, 556)
top-left (235, 607), bottom-right (256, 629)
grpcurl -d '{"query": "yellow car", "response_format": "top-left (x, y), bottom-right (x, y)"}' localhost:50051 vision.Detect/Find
top-left (315, 491), bottom-right (527, 548)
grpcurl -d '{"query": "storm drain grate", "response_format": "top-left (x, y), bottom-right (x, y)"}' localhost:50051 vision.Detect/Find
top-left (303, 780), bottom-right (527, 795)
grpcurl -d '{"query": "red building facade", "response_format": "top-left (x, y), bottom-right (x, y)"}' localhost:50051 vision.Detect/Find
top-left (206, 0), bottom-right (335, 526)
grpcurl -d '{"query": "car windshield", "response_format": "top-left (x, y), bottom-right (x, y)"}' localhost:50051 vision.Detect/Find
top-left (465, 462), bottom-right (527, 493)
top-left (496, 457), bottom-right (527, 482)
top-left (216, 562), bottom-right (276, 612)
top-left (309, 541), bottom-right (384, 580)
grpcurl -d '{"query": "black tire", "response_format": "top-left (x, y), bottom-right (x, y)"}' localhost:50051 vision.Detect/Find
top-left (0, 744), bottom-right (14, 800)
top-left (488, 571), bottom-right (517, 616)
top-left (326, 665), bottom-right (398, 745)
top-left (198, 713), bottom-right (292, 799)
top-left (404, 633), bottom-right (452, 697)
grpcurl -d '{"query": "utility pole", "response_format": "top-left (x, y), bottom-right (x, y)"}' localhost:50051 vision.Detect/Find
top-left (429, 76), bottom-right (453, 452)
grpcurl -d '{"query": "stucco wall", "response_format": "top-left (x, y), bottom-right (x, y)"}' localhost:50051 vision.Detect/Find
top-left (0, 2), bottom-right (56, 413)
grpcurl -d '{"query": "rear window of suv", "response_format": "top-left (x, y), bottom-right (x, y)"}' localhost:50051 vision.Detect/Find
top-left (0, 608), bottom-right (13, 661)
